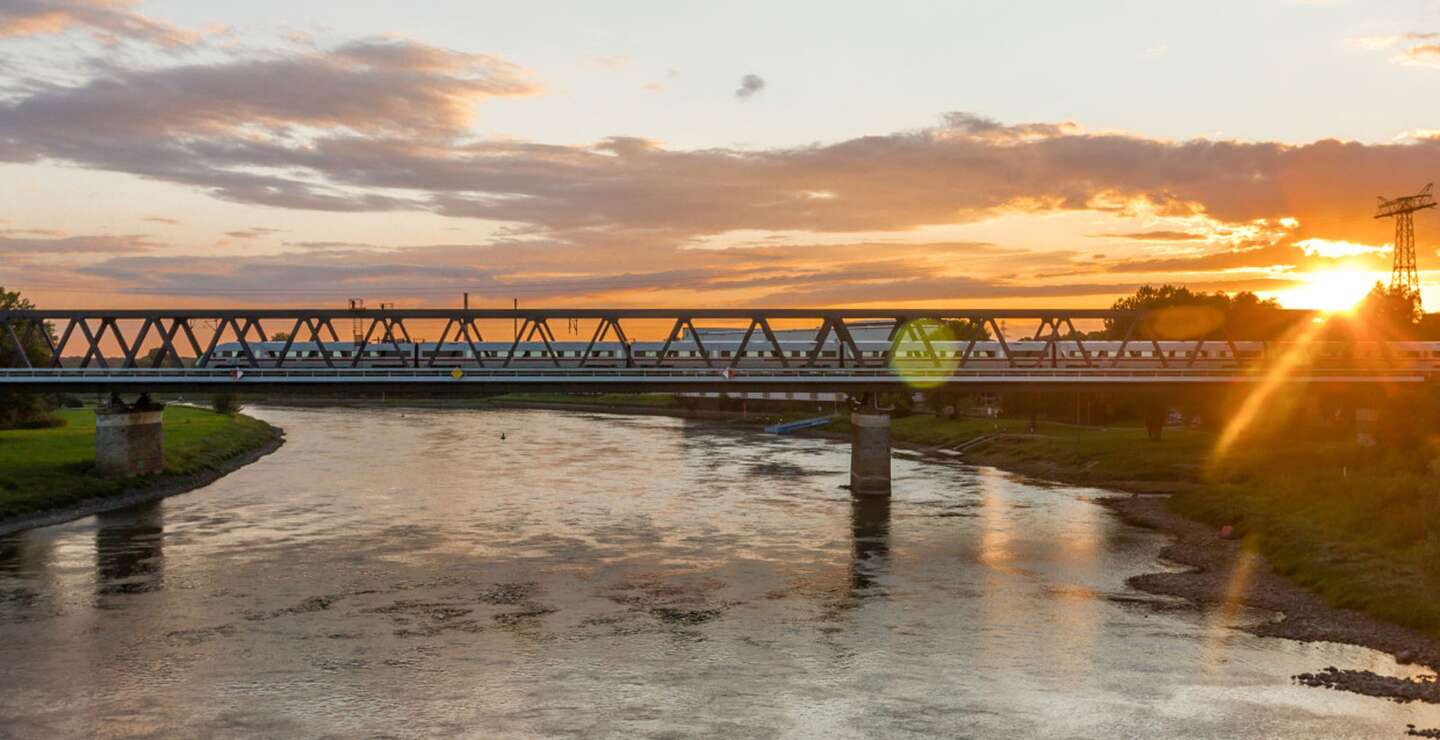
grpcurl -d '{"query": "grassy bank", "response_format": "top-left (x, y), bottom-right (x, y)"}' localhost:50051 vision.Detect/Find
top-left (1167, 461), bottom-right (1440, 635)
top-left (0, 406), bottom-right (278, 520)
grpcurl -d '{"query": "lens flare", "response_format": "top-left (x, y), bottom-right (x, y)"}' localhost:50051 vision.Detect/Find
top-left (1201, 538), bottom-right (1262, 671)
top-left (1209, 316), bottom-right (1328, 465)
top-left (889, 319), bottom-right (960, 389)
top-left (1146, 304), bottom-right (1226, 340)
top-left (1210, 307), bottom-right (1413, 466)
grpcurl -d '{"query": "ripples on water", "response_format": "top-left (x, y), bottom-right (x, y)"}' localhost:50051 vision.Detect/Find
top-left (0, 407), bottom-right (1436, 738)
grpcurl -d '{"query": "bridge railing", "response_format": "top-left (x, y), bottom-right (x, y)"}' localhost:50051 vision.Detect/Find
top-left (0, 306), bottom-right (1394, 375)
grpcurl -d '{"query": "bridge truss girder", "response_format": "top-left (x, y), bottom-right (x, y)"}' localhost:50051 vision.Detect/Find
top-left (1, 307), bottom-right (1422, 390)
top-left (1, 308), bottom-right (1195, 370)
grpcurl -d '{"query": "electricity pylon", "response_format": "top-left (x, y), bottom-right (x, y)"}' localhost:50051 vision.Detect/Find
top-left (1376, 183), bottom-right (1435, 309)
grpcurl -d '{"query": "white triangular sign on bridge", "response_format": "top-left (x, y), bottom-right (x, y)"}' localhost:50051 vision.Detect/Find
top-left (232, 368), bottom-right (244, 381)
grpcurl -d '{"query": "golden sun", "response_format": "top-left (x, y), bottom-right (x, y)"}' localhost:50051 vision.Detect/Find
top-left (1271, 269), bottom-right (1377, 313)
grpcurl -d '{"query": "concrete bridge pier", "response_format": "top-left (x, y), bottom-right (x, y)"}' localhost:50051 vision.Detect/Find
top-left (95, 394), bottom-right (165, 476)
top-left (1354, 407), bottom-right (1379, 447)
top-left (849, 394), bottom-right (892, 496)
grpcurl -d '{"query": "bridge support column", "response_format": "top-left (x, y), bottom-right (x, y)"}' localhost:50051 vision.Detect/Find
top-left (850, 397), bottom-right (891, 496)
top-left (1141, 394), bottom-right (1170, 442)
top-left (95, 395), bottom-right (164, 476)
top-left (1354, 407), bottom-right (1379, 448)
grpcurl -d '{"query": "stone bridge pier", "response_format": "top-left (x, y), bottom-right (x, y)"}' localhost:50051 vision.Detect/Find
top-left (95, 394), bottom-right (165, 476)
top-left (849, 394), bottom-right (892, 496)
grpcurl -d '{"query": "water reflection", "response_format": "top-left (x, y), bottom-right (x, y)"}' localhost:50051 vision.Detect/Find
top-left (0, 406), bottom-right (1432, 738)
top-left (848, 494), bottom-right (891, 596)
top-left (0, 531), bottom-right (53, 576)
top-left (0, 531), bottom-right (57, 616)
top-left (94, 501), bottom-right (164, 597)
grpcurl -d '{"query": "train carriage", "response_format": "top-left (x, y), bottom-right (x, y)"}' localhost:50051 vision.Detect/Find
top-left (199, 335), bottom-right (1440, 371)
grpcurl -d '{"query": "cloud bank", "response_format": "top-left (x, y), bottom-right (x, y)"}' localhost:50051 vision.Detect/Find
top-left (0, 13), bottom-right (1427, 308)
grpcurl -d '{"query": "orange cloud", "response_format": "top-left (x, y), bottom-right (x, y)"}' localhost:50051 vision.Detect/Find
top-left (0, 0), bottom-right (198, 47)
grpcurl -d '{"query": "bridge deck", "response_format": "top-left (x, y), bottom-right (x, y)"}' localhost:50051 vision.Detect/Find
top-left (0, 367), bottom-right (1427, 393)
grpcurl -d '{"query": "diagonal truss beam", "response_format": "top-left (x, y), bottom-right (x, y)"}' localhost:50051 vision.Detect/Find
top-left (0, 307), bottom-right (1351, 382)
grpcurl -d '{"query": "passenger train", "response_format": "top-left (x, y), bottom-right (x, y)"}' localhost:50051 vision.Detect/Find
top-left (206, 338), bottom-right (1440, 369)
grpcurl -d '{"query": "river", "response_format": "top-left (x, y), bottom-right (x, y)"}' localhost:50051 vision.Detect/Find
top-left (0, 406), bottom-right (1436, 737)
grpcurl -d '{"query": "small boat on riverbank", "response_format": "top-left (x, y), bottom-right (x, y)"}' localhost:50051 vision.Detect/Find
top-left (764, 416), bottom-right (834, 434)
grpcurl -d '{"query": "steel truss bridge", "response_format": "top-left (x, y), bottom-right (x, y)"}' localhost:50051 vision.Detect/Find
top-left (0, 307), bottom-right (1431, 393)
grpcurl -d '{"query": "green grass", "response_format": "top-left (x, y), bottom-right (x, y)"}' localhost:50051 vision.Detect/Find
top-left (0, 406), bottom-right (277, 519)
top-left (1169, 466), bottom-right (1440, 634)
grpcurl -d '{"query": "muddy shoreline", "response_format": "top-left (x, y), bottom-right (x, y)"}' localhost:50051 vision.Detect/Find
top-left (0, 424), bottom-right (285, 537)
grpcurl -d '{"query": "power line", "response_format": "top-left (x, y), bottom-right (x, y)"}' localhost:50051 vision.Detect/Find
top-left (1375, 183), bottom-right (1435, 308)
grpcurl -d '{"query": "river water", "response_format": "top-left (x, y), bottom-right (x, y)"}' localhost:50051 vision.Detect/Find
top-left (1, 406), bottom-right (1436, 738)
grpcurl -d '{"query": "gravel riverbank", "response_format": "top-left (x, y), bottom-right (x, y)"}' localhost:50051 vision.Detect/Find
top-left (1100, 493), bottom-right (1440, 702)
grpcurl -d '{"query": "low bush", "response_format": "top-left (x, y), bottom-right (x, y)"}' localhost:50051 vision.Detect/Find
top-left (211, 393), bottom-right (243, 416)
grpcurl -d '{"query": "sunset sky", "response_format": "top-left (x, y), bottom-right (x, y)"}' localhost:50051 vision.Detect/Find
top-left (5, 0), bottom-right (1440, 311)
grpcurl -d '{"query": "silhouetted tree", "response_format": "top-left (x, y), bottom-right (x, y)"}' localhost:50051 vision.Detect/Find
top-left (142, 346), bottom-right (186, 368)
top-left (0, 287), bottom-right (58, 427)
top-left (1354, 282), bottom-right (1421, 331)
top-left (1102, 284), bottom-right (1295, 341)
top-left (941, 319), bottom-right (992, 341)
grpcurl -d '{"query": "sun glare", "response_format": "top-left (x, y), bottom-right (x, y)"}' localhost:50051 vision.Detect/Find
top-left (1271, 270), bottom-right (1376, 313)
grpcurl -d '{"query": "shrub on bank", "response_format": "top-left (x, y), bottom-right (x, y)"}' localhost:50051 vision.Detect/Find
top-left (0, 415), bottom-right (66, 431)
top-left (211, 393), bottom-right (242, 416)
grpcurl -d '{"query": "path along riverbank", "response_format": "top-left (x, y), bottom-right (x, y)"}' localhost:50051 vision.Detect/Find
top-left (0, 406), bottom-right (283, 536)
